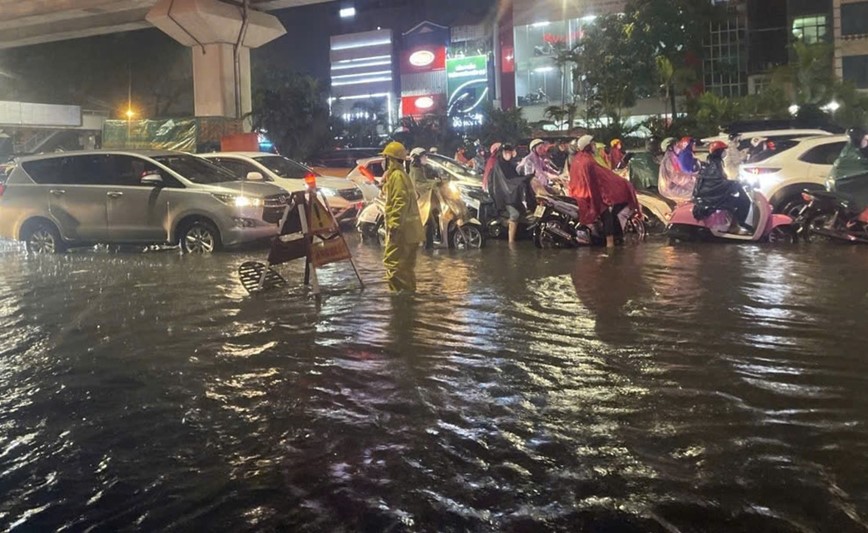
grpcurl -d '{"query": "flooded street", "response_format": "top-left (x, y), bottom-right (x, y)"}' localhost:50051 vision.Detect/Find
top-left (1, 236), bottom-right (867, 531)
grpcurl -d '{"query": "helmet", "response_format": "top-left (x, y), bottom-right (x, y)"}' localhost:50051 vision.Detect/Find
top-left (576, 134), bottom-right (594, 151)
top-left (660, 137), bottom-right (677, 152)
top-left (847, 127), bottom-right (866, 146)
top-left (610, 138), bottom-right (622, 148)
top-left (490, 142), bottom-right (502, 154)
top-left (380, 141), bottom-right (408, 160)
top-left (529, 138), bottom-right (545, 152)
top-left (429, 146), bottom-right (439, 153)
top-left (708, 140), bottom-right (727, 154)
top-left (677, 136), bottom-right (694, 149)
top-left (728, 132), bottom-right (741, 141)
top-left (409, 147), bottom-right (426, 158)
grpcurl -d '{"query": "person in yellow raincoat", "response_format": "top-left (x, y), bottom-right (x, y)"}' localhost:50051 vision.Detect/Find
top-left (381, 141), bottom-right (424, 293)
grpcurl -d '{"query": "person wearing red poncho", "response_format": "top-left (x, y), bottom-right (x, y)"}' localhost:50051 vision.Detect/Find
top-left (568, 134), bottom-right (641, 247)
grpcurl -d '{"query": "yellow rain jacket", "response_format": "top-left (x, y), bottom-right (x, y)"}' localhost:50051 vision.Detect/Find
top-left (383, 159), bottom-right (424, 292)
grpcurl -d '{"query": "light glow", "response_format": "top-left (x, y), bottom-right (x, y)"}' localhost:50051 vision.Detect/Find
top-left (339, 7), bottom-right (356, 18)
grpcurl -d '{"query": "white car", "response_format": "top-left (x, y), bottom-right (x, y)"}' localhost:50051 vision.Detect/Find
top-left (739, 135), bottom-right (848, 215)
top-left (347, 153), bottom-right (484, 202)
top-left (696, 129), bottom-right (835, 162)
top-left (202, 152), bottom-right (365, 222)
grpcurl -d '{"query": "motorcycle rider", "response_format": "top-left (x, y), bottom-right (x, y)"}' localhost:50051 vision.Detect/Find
top-left (488, 143), bottom-right (528, 243)
top-left (482, 142), bottom-right (501, 190)
top-left (593, 142), bottom-right (612, 169)
top-left (454, 146), bottom-right (470, 166)
top-left (659, 136), bottom-right (698, 203)
top-left (381, 141), bottom-right (424, 293)
top-left (519, 138), bottom-right (560, 207)
top-left (609, 138), bottom-right (626, 169)
top-left (723, 132), bottom-right (746, 179)
top-left (408, 147), bottom-right (430, 186)
top-left (569, 135), bottom-right (642, 247)
top-left (692, 140), bottom-right (753, 234)
top-left (830, 127), bottom-right (868, 202)
top-left (471, 146), bottom-right (486, 171)
top-left (549, 138), bottom-right (570, 172)
top-left (627, 136), bottom-right (661, 190)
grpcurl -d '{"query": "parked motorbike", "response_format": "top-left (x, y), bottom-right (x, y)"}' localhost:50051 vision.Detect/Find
top-left (667, 189), bottom-right (796, 243)
top-left (636, 190), bottom-right (674, 235)
top-left (356, 178), bottom-right (485, 250)
top-left (794, 190), bottom-right (868, 243)
top-left (531, 194), bottom-right (646, 248)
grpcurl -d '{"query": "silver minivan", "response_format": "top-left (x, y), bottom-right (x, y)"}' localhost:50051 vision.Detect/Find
top-left (0, 150), bottom-right (289, 253)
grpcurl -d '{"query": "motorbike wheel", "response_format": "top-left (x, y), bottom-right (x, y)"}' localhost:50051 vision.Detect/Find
top-left (767, 226), bottom-right (797, 244)
top-left (643, 211), bottom-right (667, 235)
top-left (623, 217), bottom-right (647, 244)
top-left (487, 221), bottom-right (505, 239)
top-left (803, 214), bottom-right (833, 243)
top-left (533, 218), bottom-right (566, 249)
top-left (451, 225), bottom-right (485, 249)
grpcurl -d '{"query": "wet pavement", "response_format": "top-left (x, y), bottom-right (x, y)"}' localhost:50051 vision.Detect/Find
top-left (1, 236), bottom-right (867, 531)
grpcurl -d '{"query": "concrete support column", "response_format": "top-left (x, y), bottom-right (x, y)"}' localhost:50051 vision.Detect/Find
top-left (191, 43), bottom-right (251, 118)
top-left (147, 0), bottom-right (285, 120)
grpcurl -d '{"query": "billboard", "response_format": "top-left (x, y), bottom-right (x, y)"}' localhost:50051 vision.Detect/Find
top-left (446, 55), bottom-right (490, 118)
top-left (401, 94), bottom-right (445, 117)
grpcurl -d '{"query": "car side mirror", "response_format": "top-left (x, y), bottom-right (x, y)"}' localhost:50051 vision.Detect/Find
top-left (141, 173), bottom-right (163, 186)
top-left (246, 171), bottom-right (265, 181)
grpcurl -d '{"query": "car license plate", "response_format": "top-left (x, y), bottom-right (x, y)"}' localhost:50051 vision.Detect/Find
top-left (533, 205), bottom-right (546, 217)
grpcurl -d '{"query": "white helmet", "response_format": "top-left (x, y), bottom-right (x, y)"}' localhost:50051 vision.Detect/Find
top-left (529, 138), bottom-right (545, 152)
top-left (576, 134), bottom-right (594, 151)
top-left (409, 147), bottom-right (426, 158)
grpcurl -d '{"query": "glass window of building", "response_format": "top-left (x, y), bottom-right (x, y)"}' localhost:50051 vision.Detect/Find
top-left (842, 55), bottom-right (868, 89)
top-left (792, 15), bottom-right (827, 43)
top-left (841, 2), bottom-right (868, 36)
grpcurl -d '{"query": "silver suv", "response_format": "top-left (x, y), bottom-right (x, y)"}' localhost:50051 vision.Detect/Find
top-left (0, 150), bottom-right (288, 253)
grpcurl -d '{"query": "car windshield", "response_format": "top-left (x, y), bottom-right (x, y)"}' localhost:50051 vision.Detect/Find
top-left (426, 154), bottom-right (481, 182)
top-left (153, 154), bottom-right (238, 184)
top-left (255, 156), bottom-right (318, 179)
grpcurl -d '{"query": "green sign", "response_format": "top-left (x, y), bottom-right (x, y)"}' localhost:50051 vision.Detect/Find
top-left (446, 55), bottom-right (490, 117)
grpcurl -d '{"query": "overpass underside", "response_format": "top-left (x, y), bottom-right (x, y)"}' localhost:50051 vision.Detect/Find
top-left (0, 0), bottom-right (328, 121)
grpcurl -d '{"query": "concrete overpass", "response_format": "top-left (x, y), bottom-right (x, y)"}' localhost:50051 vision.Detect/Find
top-left (0, 0), bottom-right (324, 50)
top-left (0, 0), bottom-right (330, 120)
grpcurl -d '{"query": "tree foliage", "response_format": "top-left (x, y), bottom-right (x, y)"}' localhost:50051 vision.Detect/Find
top-left (478, 106), bottom-right (531, 146)
top-left (249, 71), bottom-right (331, 160)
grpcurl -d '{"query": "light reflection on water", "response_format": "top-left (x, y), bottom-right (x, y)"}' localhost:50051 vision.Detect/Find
top-left (0, 237), bottom-right (866, 530)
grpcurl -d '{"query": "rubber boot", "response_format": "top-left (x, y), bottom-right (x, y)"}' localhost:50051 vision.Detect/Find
top-left (508, 221), bottom-right (518, 243)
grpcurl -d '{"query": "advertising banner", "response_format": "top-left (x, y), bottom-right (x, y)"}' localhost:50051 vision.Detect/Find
top-left (446, 55), bottom-right (490, 116)
top-left (401, 94), bottom-right (445, 117)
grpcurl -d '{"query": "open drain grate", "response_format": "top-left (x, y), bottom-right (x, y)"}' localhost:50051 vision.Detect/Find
top-left (238, 261), bottom-right (286, 293)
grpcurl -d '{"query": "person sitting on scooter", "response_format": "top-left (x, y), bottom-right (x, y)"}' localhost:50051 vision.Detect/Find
top-left (692, 140), bottom-right (753, 234)
top-left (519, 138), bottom-right (560, 206)
top-left (488, 144), bottom-right (528, 243)
top-left (569, 135), bottom-right (642, 247)
top-left (659, 136), bottom-right (698, 203)
top-left (608, 138), bottom-right (626, 169)
top-left (408, 147), bottom-right (431, 186)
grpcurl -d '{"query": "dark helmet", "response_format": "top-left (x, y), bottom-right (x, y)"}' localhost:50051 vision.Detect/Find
top-left (847, 127), bottom-right (866, 146)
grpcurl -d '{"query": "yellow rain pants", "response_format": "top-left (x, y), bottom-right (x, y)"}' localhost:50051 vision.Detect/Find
top-left (383, 162), bottom-right (424, 293)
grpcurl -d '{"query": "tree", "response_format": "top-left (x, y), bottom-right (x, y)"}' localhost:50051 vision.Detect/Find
top-left (248, 71), bottom-right (331, 160)
top-left (478, 106), bottom-right (531, 146)
top-left (544, 103), bottom-right (578, 131)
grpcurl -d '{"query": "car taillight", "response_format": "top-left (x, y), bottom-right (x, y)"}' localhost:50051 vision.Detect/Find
top-left (744, 167), bottom-right (781, 175)
top-left (358, 165), bottom-right (376, 184)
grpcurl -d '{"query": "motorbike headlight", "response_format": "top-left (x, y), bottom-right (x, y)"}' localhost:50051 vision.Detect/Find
top-left (320, 187), bottom-right (338, 197)
top-left (212, 193), bottom-right (263, 207)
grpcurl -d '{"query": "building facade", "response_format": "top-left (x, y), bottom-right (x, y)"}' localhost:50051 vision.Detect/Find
top-left (328, 29), bottom-right (397, 128)
top-left (834, 0), bottom-right (868, 89)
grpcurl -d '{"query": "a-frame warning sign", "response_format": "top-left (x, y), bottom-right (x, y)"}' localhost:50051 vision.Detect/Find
top-left (238, 186), bottom-right (363, 296)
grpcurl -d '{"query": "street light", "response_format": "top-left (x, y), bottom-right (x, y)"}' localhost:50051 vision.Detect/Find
top-left (125, 108), bottom-right (135, 119)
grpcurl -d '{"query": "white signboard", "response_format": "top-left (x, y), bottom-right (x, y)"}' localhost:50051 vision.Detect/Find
top-left (0, 100), bottom-right (82, 127)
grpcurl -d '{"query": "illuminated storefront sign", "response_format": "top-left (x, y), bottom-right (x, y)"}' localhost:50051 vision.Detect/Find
top-left (446, 55), bottom-right (489, 121)
top-left (401, 94), bottom-right (444, 117)
top-left (409, 50), bottom-right (436, 67)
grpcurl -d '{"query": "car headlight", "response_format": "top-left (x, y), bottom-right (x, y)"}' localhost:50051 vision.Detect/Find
top-left (212, 193), bottom-right (263, 207)
top-left (320, 187), bottom-right (338, 197)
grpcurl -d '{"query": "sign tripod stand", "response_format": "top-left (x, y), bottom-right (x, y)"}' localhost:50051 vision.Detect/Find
top-left (238, 183), bottom-right (364, 296)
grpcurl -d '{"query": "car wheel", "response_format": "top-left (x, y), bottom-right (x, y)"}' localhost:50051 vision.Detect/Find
top-left (179, 220), bottom-right (222, 254)
top-left (22, 220), bottom-right (66, 254)
top-left (451, 225), bottom-right (485, 249)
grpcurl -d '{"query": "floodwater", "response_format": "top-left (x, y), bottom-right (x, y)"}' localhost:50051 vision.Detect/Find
top-left (1, 236), bottom-right (867, 531)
